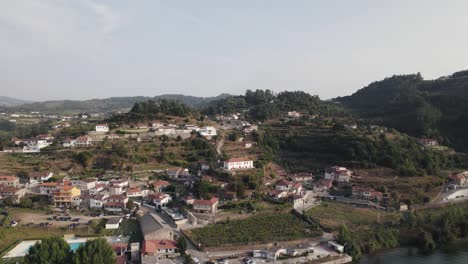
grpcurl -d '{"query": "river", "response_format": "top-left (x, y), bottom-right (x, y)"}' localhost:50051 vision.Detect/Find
top-left (359, 240), bottom-right (468, 264)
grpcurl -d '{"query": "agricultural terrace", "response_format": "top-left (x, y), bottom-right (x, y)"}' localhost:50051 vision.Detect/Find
top-left (185, 212), bottom-right (322, 248)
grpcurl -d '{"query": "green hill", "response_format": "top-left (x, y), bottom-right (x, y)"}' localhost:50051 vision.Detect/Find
top-left (336, 71), bottom-right (468, 152)
top-left (11, 94), bottom-right (231, 114)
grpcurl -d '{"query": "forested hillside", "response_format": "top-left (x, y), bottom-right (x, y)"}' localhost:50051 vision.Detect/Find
top-left (203, 89), bottom-right (345, 120)
top-left (337, 70), bottom-right (468, 152)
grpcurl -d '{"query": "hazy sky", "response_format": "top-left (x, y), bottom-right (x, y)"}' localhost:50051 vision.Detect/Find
top-left (1, 0), bottom-right (468, 101)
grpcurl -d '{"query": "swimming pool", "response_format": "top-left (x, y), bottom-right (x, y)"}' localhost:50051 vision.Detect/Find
top-left (3, 238), bottom-right (89, 259)
top-left (69, 242), bottom-right (85, 251)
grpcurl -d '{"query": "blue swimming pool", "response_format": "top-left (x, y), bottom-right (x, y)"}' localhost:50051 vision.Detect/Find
top-left (69, 242), bottom-right (85, 251)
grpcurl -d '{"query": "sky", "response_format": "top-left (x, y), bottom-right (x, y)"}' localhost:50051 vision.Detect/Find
top-left (1, 0), bottom-right (468, 101)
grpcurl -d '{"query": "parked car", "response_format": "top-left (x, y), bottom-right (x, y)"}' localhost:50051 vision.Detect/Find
top-left (244, 258), bottom-right (255, 264)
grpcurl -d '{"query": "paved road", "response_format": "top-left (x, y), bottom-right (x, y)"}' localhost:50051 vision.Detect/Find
top-left (216, 137), bottom-right (225, 156)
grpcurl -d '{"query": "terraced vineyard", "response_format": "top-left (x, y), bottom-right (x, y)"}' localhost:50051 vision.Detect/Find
top-left (185, 212), bottom-right (322, 247)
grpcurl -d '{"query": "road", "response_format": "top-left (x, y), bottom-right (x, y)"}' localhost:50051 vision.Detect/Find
top-left (216, 137), bottom-right (225, 156)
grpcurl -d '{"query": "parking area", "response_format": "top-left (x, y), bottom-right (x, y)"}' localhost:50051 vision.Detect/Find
top-left (8, 208), bottom-right (115, 228)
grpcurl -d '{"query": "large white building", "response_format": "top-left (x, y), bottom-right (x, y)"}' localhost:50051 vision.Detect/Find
top-left (95, 124), bottom-right (109, 133)
top-left (223, 157), bottom-right (254, 170)
top-left (200, 126), bottom-right (217, 138)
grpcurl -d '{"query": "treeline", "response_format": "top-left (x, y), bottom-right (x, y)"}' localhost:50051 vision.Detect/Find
top-left (110, 99), bottom-right (197, 122)
top-left (203, 89), bottom-right (344, 121)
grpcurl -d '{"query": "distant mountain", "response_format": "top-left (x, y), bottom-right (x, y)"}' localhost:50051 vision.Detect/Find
top-left (12, 94), bottom-right (232, 114)
top-left (336, 70), bottom-right (468, 152)
top-left (0, 96), bottom-right (32, 107)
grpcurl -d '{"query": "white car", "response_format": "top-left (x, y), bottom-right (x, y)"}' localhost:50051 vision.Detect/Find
top-left (218, 260), bottom-right (229, 264)
top-left (192, 257), bottom-right (200, 264)
top-left (244, 258), bottom-right (255, 264)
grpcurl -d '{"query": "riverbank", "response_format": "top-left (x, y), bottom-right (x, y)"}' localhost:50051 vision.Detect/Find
top-left (360, 240), bottom-right (468, 264)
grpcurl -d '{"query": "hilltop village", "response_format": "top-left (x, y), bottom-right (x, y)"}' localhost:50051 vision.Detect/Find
top-left (1, 91), bottom-right (468, 264)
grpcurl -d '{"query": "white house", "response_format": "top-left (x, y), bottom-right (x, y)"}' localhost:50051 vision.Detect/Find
top-left (72, 178), bottom-right (97, 191)
top-left (109, 185), bottom-right (124, 195)
top-left (275, 179), bottom-right (293, 192)
top-left (165, 167), bottom-right (190, 180)
top-left (25, 139), bottom-right (51, 150)
top-left (126, 188), bottom-right (148, 198)
top-left (150, 193), bottom-right (172, 209)
top-left (90, 194), bottom-right (109, 208)
top-left (199, 126), bottom-right (217, 138)
top-left (193, 197), bottom-right (219, 214)
top-left (74, 135), bottom-right (92, 147)
top-left (223, 157), bottom-right (254, 171)
top-left (88, 183), bottom-right (106, 195)
top-left (105, 217), bottom-right (122, 229)
top-left (324, 166), bottom-right (352, 183)
top-left (95, 124), bottom-right (109, 133)
top-left (62, 138), bottom-right (76, 147)
top-left (28, 172), bottom-right (54, 184)
top-left (39, 182), bottom-right (60, 196)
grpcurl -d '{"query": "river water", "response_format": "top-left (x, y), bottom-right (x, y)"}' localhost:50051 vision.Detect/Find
top-left (359, 241), bottom-right (468, 264)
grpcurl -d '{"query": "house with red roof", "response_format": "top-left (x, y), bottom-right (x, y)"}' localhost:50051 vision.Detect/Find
top-left (223, 157), bottom-right (254, 170)
top-left (0, 185), bottom-right (26, 204)
top-left (449, 172), bottom-right (468, 186)
top-left (268, 189), bottom-right (288, 199)
top-left (151, 180), bottom-right (170, 193)
top-left (193, 197), bottom-right (219, 214)
top-left (0, 175), bottom-right (19, 188)
top-left (275, 179), bottom-right (293, 192)
top-left (74, 135), bottom-right (93, 147)
top-left (141, 239), bottom-right (179, 259)
top-left (148, 193), bottom-right (172, 209)
top-left (104, 195), bottom-right (129, 212)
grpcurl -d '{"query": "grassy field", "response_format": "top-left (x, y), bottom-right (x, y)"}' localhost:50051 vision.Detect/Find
top-left (306, 201), bottom-right (400, 231)
top-left (185, 212), bottom-right (322, 248)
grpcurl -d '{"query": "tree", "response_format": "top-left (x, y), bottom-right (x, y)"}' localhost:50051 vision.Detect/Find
top-left (228, 132), bottom-right (238, 141)
top-left (73, 238), bottom-right (116, 264)
top-left (126, 199), bottom-right (136, 211)
top-left (25, 237), bottom-right (72, 264)
top-left (176, 237), bottom-right (188, 255)
top-left (75, 152), bottom-right (92, 168)
top-left (20, 198), bottom-right (33, 208)
top-left (418, 229), bottom-right (436, 252)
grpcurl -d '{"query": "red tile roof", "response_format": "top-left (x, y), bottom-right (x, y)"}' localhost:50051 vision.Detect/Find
top-left (107, 195), bottom-right (127, 201)
top-left (142, 240), bottom-right (177, 254)
top-left (152, 180), bottom-right (170, 187)
top-left (226, 157), bottom-right (251, 163)
top-left (276, 179), bottom-right (292, 187)
top-left (0, 176), bottom-right (18, 181)
top-left (193, 197), bottom-right (218, 206)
